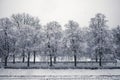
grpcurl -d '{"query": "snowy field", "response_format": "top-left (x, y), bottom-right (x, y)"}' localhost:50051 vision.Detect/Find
top-left (0, 69), bottom-right (120, 80)
top-left (0, 69), bottom-right (120, 75)
top-left (0, 75), bottom-right (120, 80)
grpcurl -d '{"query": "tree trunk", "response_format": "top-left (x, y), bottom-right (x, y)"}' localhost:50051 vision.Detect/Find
top-left (50, 54), bottom-right (52, 66)
top-left (54, 56), bottom-right (56, 64)
top-left (22, 50), bottom-right (25, 63)
top-left (74, 55), bottom-right (77, 67)
top-left (95, 54), bottom-right (98, 62)
top-left (13, 55), bottom-right (15, 64)
top-left (33, 51), bottom-right (36, 64)
top-left (99, 52), bottom-right (102, 67)
top-left (4, 56), bottom-right (8, 67)
top-left (27, 52), bottom-right (30, 67)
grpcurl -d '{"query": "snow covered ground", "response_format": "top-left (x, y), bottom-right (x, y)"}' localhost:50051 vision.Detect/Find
top-left (0, 69), bottom-right (120, 80)
top-left (0, 69), bottom-right (120, 75)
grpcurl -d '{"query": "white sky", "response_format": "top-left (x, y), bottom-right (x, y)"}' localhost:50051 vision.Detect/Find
top-left (0, 0), bottom-right (120, 28)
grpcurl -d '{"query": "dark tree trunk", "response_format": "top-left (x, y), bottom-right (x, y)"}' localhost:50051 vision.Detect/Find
top-left (4, 56), bottom-right (8, 67)
top-left (95, 54), bottom-right (98, 62)
top-left (99, 52), bottom-right (102, 67)
top-left (13, 55), bottom-right (15, 64)
top-left (33, 51), bottom-right (36, 64)
top-left (95, 49), bottom-right (98, 62)
top-left (50, 54), bottom-right (52, 66)
top-left (54, 56), bottom-right (56, 64)
top-left (4, 29), bottom-right (9, 67)
top-left (27, 52), bottom-right (30, 67)
top-left (74, 55), bottom-right (77, 67)
top-left (22, 50), bottom-right (25, 63)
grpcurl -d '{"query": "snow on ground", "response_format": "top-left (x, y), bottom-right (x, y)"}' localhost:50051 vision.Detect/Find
top-left (0, 69), bottom-right (120, 76)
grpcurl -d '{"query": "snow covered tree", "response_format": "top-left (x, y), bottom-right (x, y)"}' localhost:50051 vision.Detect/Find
top-left (88, 13), bottom-right (113, 66)
top-left (9, 28), bottom-right (18, 64)
top-left (0, 18), bottom-right (13, 67)
top-left (31, 26), bottom-right (43, 64)
top-left (11, 13), bottom-right (40, 28)
top-left (11, 13), bottom-right (41, 65)
top-left (0, 12), bottom-right (117, 68)
top-left (112, 25), bottom-right (120, 59)
top-left (17, 25), bottom-right (34, 67)
top-left (44, 21), bottom-right (62, 66)
top-left (64, 20), bottom-right (84, 66)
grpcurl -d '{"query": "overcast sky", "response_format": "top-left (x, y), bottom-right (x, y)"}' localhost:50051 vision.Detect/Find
top-left (0, 0), bottom-right (120, 28)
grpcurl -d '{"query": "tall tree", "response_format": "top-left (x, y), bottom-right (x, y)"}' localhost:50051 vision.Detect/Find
top-left (44, 21), bottom-right (62, 66)
top-left (64, 20), bottom-right (83, 67)
top-left (112, 25), bottom-right (120, 59)
top-left (11, 13), bottom-right (41, 64)
top-left (88, 13), bottom-right (113, 66)
top-left (31, 26), bottom-right (43, 64)
top-left (0, 18), bottom-right (13, 67)
top-left (17, 25), bottom-right (35, 67)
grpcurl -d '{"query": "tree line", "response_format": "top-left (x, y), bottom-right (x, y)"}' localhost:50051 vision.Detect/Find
top-left (0, 13), bottom-right (120, 67)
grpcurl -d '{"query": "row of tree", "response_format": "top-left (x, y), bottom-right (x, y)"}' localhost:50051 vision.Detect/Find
top-left (0, 13), bottom-right (120, 67)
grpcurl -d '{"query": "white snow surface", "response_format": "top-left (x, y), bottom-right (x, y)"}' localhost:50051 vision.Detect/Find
top-left (0, 69), bottom-right (120, 76)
